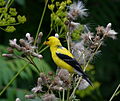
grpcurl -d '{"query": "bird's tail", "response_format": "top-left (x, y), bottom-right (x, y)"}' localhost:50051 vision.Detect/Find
top-left (82, 75), bottom-right (93, 86)
top-left (75, 70), bottom-right (93, 86)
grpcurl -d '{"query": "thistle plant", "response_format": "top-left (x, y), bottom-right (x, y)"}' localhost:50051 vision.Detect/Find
top-left (0, 0), bottom-right (119, 101)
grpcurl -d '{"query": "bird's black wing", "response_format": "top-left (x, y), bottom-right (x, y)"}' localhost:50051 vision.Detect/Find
top-left (56, 52), bottom-right (92, 86)
top-left (56, 52), bottom-right (87, 76)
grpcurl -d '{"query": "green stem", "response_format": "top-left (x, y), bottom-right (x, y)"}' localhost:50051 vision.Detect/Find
top-left (109, 84), bottom-right (120, 101)
top-left (0, 63), bottom-right (29, 96)
top-left (59, 92), bottom-right (62, 101)
top-left (0, 0), bottom-right (12, 20)
top-left (0, 23), bottom-right (20, 27)
top-left (39, 28), bottom-right (53, 51)
top-left (34, 0), bottom-right (48, 46)
top-left (0, 27), bottom-right (6, 31)
top-left (69, 77), bottom-right (82, 99)
top-left (7, 0), bottom-right (14, 8)
top-left (39, 46), bottom-right (49, 54)
top-left (83, 42), bottom-right (102, 71)
top-left (26, 56), bottom-right (40, 73)
top-left (67, 88), bottom-right (70, 101)
top-left (62, 89), bottom-right (65, 101)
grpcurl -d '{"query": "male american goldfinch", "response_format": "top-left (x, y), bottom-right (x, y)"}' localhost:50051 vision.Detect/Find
top-left (44, 36), bottom-right (92, 85)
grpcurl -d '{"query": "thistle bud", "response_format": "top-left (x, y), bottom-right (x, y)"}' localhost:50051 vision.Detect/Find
top-left (15, 98), bottom-right (21, 101)
top-left (42, 94), bottom-right (57, 101)
top-left (37, 32), bottom-right (43, 44)
top-left (7, 47), bottom-right (14, 53)
top-left (55, 33), bottom-right (59, 38)
top-left (2, 54), bottom-right (13, 58)
top-left (25, 94), bottom-right (35, 99)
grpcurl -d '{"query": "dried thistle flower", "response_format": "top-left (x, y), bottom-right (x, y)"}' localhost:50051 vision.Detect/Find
top-left (105, 23), bottom-right (118, 39)
top-left (68, 21), bottom-right (80, 32)
top-left (58, 69), bottom-right (70, 82)
top-left (7, 47), bottom-right (14, 53)
top-left (25, 94), bottom-right (35, 99)
top-left (37, 32), bottom-right (43, 44)
top-left (37, 77), bottom-right (43, 86)
top-left (53, 76), bottom-right (63, 86)
top-left (50, 86), bottom-right (64, 91)
top-left (3, 33), bottom-right (43, 59)
top-left (96, 23), bottom-right (118, 39)
top-left (58, 69), bottom-right (71, 87)
top-left (67, 1), bottom-right (88, 20)
top-left (9, 39), bottom-right (21, 50)
top-left (42, 94), bottom-right (57, 101)
top-left (25, 33), bottom-right (34, 43)
top-left (40, 73), bottom-right (51, 85)
top-left (31, 86), bottom-right (42, 93)
top-left (15, 98), bottom-right (21, 101)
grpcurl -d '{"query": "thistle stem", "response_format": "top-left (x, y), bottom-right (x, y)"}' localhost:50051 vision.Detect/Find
top-left (69, 77), bottom-right (82, 99)
top-left (109, 84), bottom-right (120, 101)
top-left (26, 56), bottom-right (40, 73)
top-left (62, 89), bottom-right (65, 101)
top-left (39, 46), bottom-right (49, 54)
top-left (34, 0), bottom-right (48, 46)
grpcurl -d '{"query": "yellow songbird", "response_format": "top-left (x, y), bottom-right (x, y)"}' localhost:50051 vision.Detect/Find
top-left (44, 36), bottom-right (92, 85)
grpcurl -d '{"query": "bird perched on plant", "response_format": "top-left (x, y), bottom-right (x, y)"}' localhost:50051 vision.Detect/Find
top-left (44, 36), bottom-right (92, 86)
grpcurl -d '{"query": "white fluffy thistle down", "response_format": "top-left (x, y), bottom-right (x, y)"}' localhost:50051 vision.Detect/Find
top-left (105, 23), bottom-right (118, 39)
top-left (9, 39), bottom-right (17, 46)
top-left (78, 79), bottom-right (90, 90)
top-left (68, 1), bottom-right (88, 20)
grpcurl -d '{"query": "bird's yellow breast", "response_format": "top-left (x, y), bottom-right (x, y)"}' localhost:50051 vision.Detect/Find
top-left (50, 46), bottom-right (74, 73)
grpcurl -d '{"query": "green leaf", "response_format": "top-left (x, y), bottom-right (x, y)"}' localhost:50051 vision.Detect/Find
top-left (33, 58), bottom-right (53, 74)
top-left (7, 88), bottom-right (16, 101)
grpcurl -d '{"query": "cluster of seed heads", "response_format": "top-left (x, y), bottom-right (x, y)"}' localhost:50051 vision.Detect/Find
top-left (2, 32), bottom-right (43, 59)
top-left (24, 69), bottom-right (70, 100)
top-left (23, 69), bottom-right (89, 101)
top-left (71, 23), bottom-right (118, 65)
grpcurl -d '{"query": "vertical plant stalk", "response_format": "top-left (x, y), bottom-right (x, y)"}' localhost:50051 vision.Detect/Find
top-left (62, 89), bottom-right (65, 101)
top-left (0, 63), bottom-right (29, 96)
top-left (70, 76), bottom-right (82, 99)
top-left (109, 84), bottom-right (120, 101)
top-left (34, 0), bottom-right (48, 46)
top-left (70, 38), bottom-right (104, 99)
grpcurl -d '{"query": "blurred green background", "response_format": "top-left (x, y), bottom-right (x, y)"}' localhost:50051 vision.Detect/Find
top-left (0, 0), bottom-right (120, 101)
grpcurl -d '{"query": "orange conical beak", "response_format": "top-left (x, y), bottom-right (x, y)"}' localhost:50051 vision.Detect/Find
top-left (43, 41), bottom-right (48, 45)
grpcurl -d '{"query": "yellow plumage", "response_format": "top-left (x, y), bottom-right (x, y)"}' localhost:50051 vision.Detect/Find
top-left (44, 36), bottom-right (74, 73)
